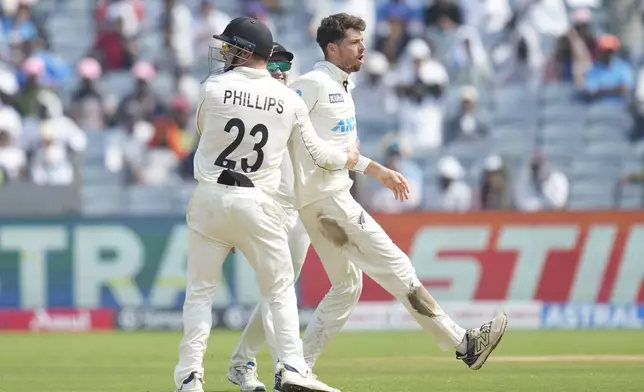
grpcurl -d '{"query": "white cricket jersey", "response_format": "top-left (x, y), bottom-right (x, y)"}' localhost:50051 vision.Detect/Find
top-left (193, 66), bottom-right (349, 195)
top-left (289, 61), bottom-right (358, 209)
top-left (275, 150), bottom-right (295, 209)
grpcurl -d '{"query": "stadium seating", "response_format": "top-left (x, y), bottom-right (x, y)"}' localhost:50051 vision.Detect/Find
top-left (16, 0), bottom-right (642, 213)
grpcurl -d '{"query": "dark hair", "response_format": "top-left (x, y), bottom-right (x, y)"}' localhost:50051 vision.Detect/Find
top-left (316, 13), bottom-right (366, 56)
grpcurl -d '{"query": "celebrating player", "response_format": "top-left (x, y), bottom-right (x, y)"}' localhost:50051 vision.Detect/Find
top-left (173, 17), bottom-right (359, 392)
top-left (287, 12), bottom-right (507, 376)
top-left (227, 42), bottom-right (312, 392)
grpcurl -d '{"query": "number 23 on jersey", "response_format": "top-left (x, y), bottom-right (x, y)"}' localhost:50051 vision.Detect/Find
top-left (214, 118), bottom-right (269, 173)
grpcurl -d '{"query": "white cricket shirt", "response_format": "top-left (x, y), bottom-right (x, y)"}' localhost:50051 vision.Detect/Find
top-left (194, 67), bottom-right (349, 195)
top-left (289, 61), bottom-right (358, 209)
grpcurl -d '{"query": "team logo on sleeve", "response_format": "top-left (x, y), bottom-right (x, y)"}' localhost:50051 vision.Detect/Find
top-left (296, 90), bottom-right (303, 96)
top-left (328, 93), bottom-right (344, 103)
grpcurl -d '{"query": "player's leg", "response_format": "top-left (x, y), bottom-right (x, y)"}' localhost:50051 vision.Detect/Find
top-left (174, 228), bottom-right (230, 392)
top-left (301, 190), bottom-right (507, 370)
top-left (227, 212), bottom-right (304, 390)
top-left (230, 212), bottom-right (311, 370)
top-left (298, 209), bottom-right (363, 370)
top-left (259, 214), bottom-right (313, 367)
top-left (236, 195), bottom-right (338, 392)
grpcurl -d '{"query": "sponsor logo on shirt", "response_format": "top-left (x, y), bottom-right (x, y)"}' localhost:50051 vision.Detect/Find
top-left (329, 93), bottom-right (344, 103)
top-left (330, 116), bottom-right (357, 133)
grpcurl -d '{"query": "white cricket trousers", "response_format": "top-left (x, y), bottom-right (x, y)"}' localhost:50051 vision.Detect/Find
top-left (230, 209), bottom-right (311, 371)
top-left (173, 182), bottom-right (308, 388)
top-left (297, 188), bottom-right (467, 367)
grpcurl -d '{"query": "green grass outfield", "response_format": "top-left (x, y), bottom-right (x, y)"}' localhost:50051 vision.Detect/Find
top-left (1, 330), bottom-right (643, 391)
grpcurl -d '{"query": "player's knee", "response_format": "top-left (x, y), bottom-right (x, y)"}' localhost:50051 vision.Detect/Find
top-left (260, 276), bottom-right (296, 302)
top-left (334, 268), bottom-right (362, 304)
top-left (347, 273), bottom-right (363, 304)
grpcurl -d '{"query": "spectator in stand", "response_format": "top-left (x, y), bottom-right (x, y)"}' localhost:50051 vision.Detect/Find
top-left (245, 1), bottom-right (278, 37)
top-left (494, 24), bottom-right (544, 89)
top-left (476, 154), bottom-right (513, 210)
top-left (354, 51), bottom-right (398, 120)
top-left (0, 18), bottom-right (9, 63)
top-left (95, 0), bottom-right (144, 38)
top-left (569, 8), bottom-right (598, 60)
top-left (14, 56), bottom-right (46, 116)
top-left (91, 15), bottom-right (138, 71)
top-left (515, 0), bottom-right (569, 38)
top-left (27, 101), bottom-right (87, 186)
top-left (369, 138), bottom-right (423, 212)
top-left (395, 39), bottom-right (449, 150)
top-left (0, 124), bottom-right (26, 181)
top-left (150, 95), bottom-right (194, 161)
top-left (375, 5), bottom-right (413, 64)
top-left (424, 0), bottom-right (462, 31)
top-left (104, 102), bottom-right (154, 184)
top-left (193, 0), bottom-right (232, 59)
top-left (0, 66), bottom-right (22, 140)
top-left (445, 25), bottom-right (492, 85)
top-left (544, 8), bottom-right (595, 88)
top-left (160, 0), bottom-right (194, 74)
top-left (514, 153), bottom-right (569, 211)
top-left (435, 155), bottom-right (472, 211)
top-left (444, 85), bottom-right (489, 144)
top-left (2, 2), bottom-right (37, 43)
top-left (29, 126), bottom-right (75, 186)
top-left (584, 34), bottom-right (633, 106)
top-left (114, 61), bottom-right (162, 125)
top-left (376, 0), bottom-right (424, 42)
top-left (69, 57), bottom-right (107, 132)
top-left (377, 0), bottom-right (423, 26)
top-left (459, 0), bottom-right (512, 34)
top-left (605, 0), bottom-right (644, 62)
top-left (16, 37), bottom-right (71, 89)
top-left (307, 0), bottom-right (376, 48)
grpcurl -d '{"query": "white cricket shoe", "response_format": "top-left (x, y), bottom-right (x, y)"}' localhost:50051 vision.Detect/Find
top-left (176, 371), bottom-right (204, 392)
top-left (227, 361), bottom-right (267, 391)
top-left (275, 364), bottom-right (340, 392)
top-left (456, 312), bottom-right (508, 370)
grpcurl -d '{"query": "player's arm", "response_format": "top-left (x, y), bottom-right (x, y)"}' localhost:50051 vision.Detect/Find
top-left (289, 77), bottom-right (319, 113)
top-left (363, 160), bottom-right (411, 201)
top-left (290, 100), bottom-right (359, 170)
top-left (290, 76), bottom-right (366, 171)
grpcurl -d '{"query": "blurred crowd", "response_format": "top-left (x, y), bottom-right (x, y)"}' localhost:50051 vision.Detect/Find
top-left (0, 0), bottom-right (643, 213)
top-left (346, 0), bottom-right (644, 212)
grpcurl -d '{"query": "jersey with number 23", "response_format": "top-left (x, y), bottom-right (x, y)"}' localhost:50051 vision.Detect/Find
top-left (193, 67), bottom-right (348, 195)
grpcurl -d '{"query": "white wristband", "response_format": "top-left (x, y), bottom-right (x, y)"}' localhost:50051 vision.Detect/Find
top-left (351, 155), bottom-right (371, 174)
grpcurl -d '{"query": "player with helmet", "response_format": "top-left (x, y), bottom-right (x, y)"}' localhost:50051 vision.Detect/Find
top-left (226, 42), bottom-right (313, 392)
top-left (173, 17), bottom-right (358, 392)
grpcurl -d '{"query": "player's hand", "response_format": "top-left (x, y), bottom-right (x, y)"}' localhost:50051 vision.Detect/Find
top-left (345, 140), bottom-right (360, 169)
top-left (376, 168), bottom-right (410, 201)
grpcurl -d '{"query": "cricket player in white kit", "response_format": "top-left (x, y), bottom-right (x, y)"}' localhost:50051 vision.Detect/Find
top-left (226, 13), bottom-right (507, 392)
top-left (227, 43), bottom-right (311, 392)
top-left (277, 14), bottom-right (506, 391)
top-left (173, 17), bottom-right (360, 392)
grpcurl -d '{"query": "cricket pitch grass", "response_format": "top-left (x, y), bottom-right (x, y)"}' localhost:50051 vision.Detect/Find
top-left (1, 330), bottom-right (643, 391)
